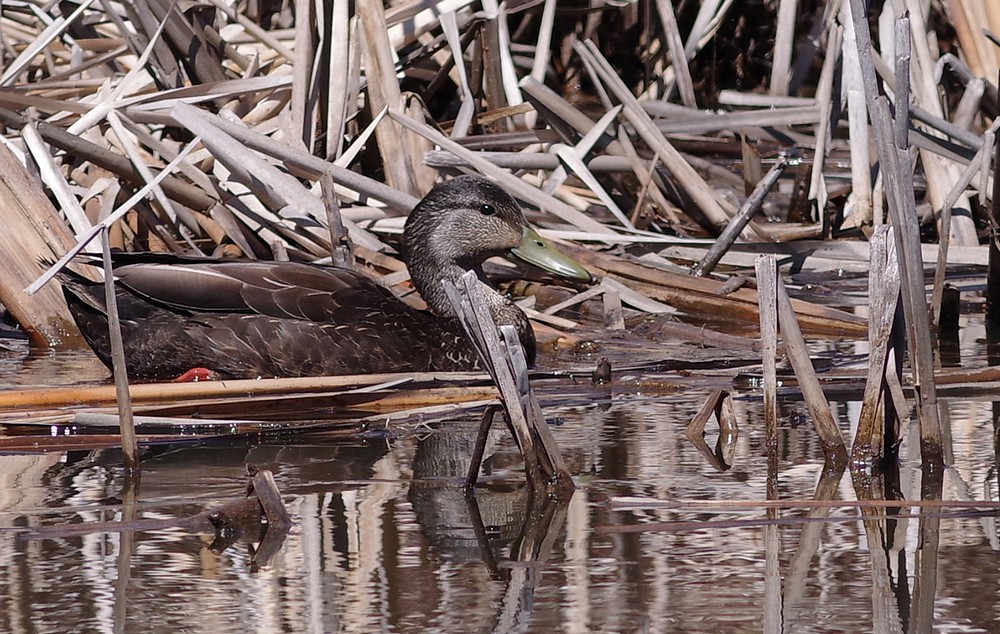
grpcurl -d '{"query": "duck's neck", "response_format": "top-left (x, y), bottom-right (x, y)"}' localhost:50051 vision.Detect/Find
top-left (409, 254), bottom-right (536, 364)
top-left (410, 254), bottom-right (524, 322)
top-left (410, 255), bottom-right (492, 318)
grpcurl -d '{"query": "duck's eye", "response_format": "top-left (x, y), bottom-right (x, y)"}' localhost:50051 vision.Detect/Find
top-left (479, 203), bottom-right (495, 216)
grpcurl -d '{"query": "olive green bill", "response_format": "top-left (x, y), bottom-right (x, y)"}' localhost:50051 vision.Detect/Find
top-left (510, 227), bottom-right (593, 283)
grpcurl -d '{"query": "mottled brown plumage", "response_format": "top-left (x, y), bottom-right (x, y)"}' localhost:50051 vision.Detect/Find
top-left (59, 176), bottom-right (591, 380)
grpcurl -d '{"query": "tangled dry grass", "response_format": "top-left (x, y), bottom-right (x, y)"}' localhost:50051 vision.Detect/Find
top-left (0, 0), bottom-right (993, 349)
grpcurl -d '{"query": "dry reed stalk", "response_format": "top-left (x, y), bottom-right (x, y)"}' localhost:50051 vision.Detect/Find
top-left (755, 256), bottom-right (779, 478)
top-left (320, 172), bottom-right (353, 268)
top-left (655, 0), bottom-right (696, 108)
top-left (952, 77), bottom-right (986, 132)
top-left (645, 103), bottom-right (821, 134)
top-left (898, 0), bottom-right (978, 245)
top-left (693, 155), bottom-right (789, 277)
top-left (291, 0), bottom-right (314, 150)
top-left (839, 6), bottom-right (873, 230)
top-left (598, 277), bottom-right (677, 314)
top-left (20, 121), bottom-right (94, 239)
top-left (769, 0), bottom-right (798, 96)
top-left (444, 270), bottom-right (573, 494)
top-left (848, 1), bottom-right (944, 464)
top-left (0, 372), bottom-right (489, 411)
top-left (324, 0), bottom-right (353, 160)
top-left (357, 1), bottom-right (419, 195)
top-left (558, 240), bottom-right (868, 336)
top-left (804, 46), bottom-right (840, 221)
top-left (576, 41), bottom-right (735, 233)
top-left (930, 120), bottom-right (1000, 326)
top-left (850, 226), bottom-right (900, 465)
top-left (685, 389), bottom-right (738, 471)
top-left (0, 143), bottom-right (84, 346)
top-left (99, 227), bottom-right (138, 470)
top-left (440, 10), bottom-right (476, 137)
top-left (757, 255), bottom-right (847, 464)
top-left (773, 266), bottom-right (848, 464)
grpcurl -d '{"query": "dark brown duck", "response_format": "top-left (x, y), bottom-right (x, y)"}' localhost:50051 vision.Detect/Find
top-left (59, 176), bottom-right (592, 380)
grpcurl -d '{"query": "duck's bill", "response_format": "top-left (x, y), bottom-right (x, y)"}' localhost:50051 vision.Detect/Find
top-left (510, 227), bottom-right (593, 283)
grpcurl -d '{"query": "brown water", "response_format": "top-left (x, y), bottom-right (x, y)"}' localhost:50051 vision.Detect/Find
top-left (1, 325), bottom-right (1000, 633)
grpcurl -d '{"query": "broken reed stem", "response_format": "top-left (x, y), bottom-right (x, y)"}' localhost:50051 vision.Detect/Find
top-left (755, 255), bottom-right (779, 489)
top-left (320, 172), bottom-right (354, 268)
top-left (251, 468), bottom-right (292, 529)
top-left (775, 274), bottom-right (848, 466)
top-left (101, 228), bottom-right (139, 472)
top-left (443, 271), bottom-right (573, 495)
top-left (757, 256), bottom-right (848, 466)
top-left (466, 404), bottom-right (501, 488)
top-left (930, 123), bottom-right (998, 327)
top-left (891, 20), bottom-right (944, 464)
top-left (693, 155), bottom-right (789, 277)
top-left (685, 389), bottom-right (738, 472)
top-left (769, 0), bottom-right (797, 96)
top-left (848, 1), bottom-right (943, 464)
top-left (759, 256), bottom-right (781, 634)
top-left (851, 226), bottom-right (900, 465)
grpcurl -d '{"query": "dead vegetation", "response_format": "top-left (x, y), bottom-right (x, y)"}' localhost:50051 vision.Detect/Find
top-left (0, 0), bottom-right (997, 448)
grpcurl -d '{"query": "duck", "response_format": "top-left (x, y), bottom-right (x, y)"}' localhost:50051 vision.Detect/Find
top-left (58, 175), bottom-right (593, 380)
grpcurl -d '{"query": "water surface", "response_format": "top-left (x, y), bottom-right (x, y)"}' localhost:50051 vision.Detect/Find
top-left (1, 323), bottom-right (999, 633)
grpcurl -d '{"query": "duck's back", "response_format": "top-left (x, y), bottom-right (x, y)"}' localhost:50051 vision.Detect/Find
top-left (60, 258), bottom-right (483, 380)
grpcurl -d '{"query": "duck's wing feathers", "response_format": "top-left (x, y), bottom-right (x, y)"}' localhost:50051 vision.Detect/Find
top-left (114, 263), bottom-right (256, 312)
top-left (113, 261), bottom-right (397, 322)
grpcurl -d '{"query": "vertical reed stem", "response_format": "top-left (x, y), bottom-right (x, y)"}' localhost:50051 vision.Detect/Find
top-left (101, 228), bottom-right (139, 472)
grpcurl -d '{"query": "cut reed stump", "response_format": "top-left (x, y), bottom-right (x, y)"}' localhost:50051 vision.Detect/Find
top-left (851, 227), bottom-right (902, 466)
top-left (444, 270), bottom-right (574, 497)
top-left (757, 255), bottom-right (848, 468)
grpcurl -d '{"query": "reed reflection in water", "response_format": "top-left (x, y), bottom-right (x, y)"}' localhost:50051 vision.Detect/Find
top-left (0, 392), bottom-right (999, 631)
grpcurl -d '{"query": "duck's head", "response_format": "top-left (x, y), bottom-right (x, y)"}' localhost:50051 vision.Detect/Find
top-left (403, 175), bottom-right (592, 301)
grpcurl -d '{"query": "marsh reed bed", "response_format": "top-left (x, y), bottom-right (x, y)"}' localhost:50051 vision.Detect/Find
top-left (0, 0), bottom-right (997, 465)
